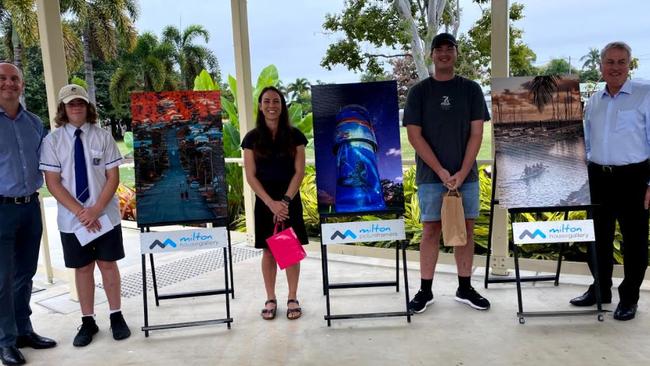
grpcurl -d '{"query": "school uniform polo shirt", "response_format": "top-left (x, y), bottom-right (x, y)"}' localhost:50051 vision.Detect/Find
top-left (39, 123), bottom-right (123, 233)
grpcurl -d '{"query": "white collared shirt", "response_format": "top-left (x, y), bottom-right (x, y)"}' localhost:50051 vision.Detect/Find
top-left (584, 79), bottom-right (650, 166)
top-left (39, 123), bottom-right (123, 233)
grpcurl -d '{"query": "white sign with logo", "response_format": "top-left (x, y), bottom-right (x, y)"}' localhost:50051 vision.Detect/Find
top-left (140, 227), bottom-right (228, 254)
top-left (321, 219), bottom-right (405, 245)
top-left (512, 220), bottom-right (595, 245)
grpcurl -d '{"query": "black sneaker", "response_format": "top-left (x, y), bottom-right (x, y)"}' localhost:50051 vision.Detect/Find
top-left (455, 287), bottom-right (490, 310)
top-left (109, 312), bottom-right (131, 341)
top-left (408, 290), bottom-right (434, 314)
top-left (73, 317), bottom-right (99, 347)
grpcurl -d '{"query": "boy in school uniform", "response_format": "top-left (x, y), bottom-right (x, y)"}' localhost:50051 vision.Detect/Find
top-left (39, 85), bottom-right (130, 347)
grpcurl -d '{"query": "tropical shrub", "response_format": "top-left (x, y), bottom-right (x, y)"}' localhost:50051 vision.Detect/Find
top-left (117, 183), bottom-right (136, 221)
top-left (295, 162), bottom-right (639, 265)
top-left (195, 65), bottom-right (313, 228)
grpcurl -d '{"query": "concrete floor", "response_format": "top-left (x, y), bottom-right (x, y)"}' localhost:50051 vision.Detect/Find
top-left (24, 248), bottom-right (650, 366)
top-left (22, 198), bottom-right (650, 365)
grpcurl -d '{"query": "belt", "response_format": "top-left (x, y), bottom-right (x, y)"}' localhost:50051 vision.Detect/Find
top-left (0, 192), bottom-right (39, 204)
top-left (589, 160), bottom-right (649, 174)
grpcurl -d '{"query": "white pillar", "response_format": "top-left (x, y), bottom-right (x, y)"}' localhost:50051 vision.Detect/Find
top-left (231, 0), bottom-right (256, 245)
top-left (36, 0), bottom-right (74, 295)
top-left (490, 0), bottom-right (510, 276)
top-left (35, 0), bottom-right (68, 128)
top-left (36, 0), bottom-right (73, 294)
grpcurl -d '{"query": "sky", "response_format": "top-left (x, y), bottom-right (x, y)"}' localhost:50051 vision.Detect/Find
top-left (135, 0), bottom-right (650, 86)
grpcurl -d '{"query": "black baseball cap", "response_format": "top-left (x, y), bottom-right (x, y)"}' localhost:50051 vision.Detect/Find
top-left (431, 33), bottom-right (457, 49)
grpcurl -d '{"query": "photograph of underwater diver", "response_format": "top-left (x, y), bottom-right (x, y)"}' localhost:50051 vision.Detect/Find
top-left (491, 75), bottom-right (590, 209)
top-left (312, 81), bottom-right (405, 215)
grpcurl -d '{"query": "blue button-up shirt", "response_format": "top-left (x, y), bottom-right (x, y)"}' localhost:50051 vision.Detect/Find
top-left (0, 105), bottom-right (45, 197)
top-left (584, 80), bottom-right (650, 166)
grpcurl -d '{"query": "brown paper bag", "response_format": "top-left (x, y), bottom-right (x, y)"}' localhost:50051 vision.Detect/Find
top-left (441, 189), bottom-right (467, 247)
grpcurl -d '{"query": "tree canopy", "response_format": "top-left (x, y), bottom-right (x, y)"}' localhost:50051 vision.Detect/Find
top-left (322, 0), bottom-right (537, 85)
top-left (162, 24), bottom-right (220, 90)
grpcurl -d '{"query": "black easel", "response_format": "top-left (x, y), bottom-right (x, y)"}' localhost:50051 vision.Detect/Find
top-left (484, 162), bottom-right (562, 287)
top-left (320, 212), bottom-right (411, 326)
top-left (508, 206), bottom-right (604, 323)
top-left (140, 223), bottom-right (234, 336)
top-left (483, 161), bottom-right (604, 323)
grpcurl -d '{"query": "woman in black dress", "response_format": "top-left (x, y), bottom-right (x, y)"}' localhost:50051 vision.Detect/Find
top-left (241, 86), bottom-right (308, 320)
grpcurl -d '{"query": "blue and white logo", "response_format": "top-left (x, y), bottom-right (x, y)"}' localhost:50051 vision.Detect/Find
top-left (322, 219), bottom-right (405, 245)
top-left (518, 229), bottom-right (546, 240)
top-left (149, 238), bottom-right (177, 250)
top-left (141, 228), bottom-right (228, 253)
top-left (330, 230), bottom-right (357, 240)
top-left (513, 220), bottom-right (594, 245)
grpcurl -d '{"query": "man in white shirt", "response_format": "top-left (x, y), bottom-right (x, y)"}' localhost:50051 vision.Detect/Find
top-left (40, 85), bottom-right (131, 345)
top-left (570, 42), bottom-right (650, 321)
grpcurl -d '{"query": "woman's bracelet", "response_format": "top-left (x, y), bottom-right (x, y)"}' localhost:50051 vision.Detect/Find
top-left (281, 195), bottom-right (292, 204)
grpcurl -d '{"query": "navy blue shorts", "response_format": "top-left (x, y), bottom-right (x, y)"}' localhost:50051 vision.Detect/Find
top-left (60, 225), bottom-right (125, 268)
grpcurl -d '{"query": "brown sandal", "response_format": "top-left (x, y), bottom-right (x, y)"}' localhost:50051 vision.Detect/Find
top-left (287, 299), bottom-right (302, 320)
top-left (261, 299), bottom-right (277, 320)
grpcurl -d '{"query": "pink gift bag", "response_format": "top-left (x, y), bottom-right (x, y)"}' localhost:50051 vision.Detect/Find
top-left (266, 223), bottom-right (307, 270)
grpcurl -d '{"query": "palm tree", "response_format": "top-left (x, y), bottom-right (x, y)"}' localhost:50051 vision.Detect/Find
top-left (62, 0), bottom-right (138, 105)
top-left (276, 80), bottom-right (289, 96)
top-left (492, 94), bottom-right (502, 123)
top-left (0, 0), bottom-right (38, 72)
top-left (109, 32), bottom-right (175, 113)
top-left (558, 79), bottom-right (580, 121)
top-left (522, 76), bottom-right (561, 117)
top-left (580, 48), bottom-right (600, 71)
top-left (287, 77), bottom-right (310, 103)
top-left (162, 24), bottom-right (219, 90)
top-left (1, 1), bottom-right (83, 103)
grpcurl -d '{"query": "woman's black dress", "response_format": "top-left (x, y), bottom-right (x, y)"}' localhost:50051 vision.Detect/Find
top-left (241, 127), bottom-right (309, 248)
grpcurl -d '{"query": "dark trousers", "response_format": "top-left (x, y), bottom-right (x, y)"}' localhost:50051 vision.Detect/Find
top-left (0, 200), bottom-right (42, 346)
top-left (587, 161), bottom-right (649, 306)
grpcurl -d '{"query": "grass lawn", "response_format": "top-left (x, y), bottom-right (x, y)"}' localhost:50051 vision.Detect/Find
top-left (120, 165), bottom-right (135, 188)
top-left (39, 165), bottom-right (135, 198)
top-left (116, 140), bottom-right (131, 158)
top-left (398, 122), bottom-right (493, 162)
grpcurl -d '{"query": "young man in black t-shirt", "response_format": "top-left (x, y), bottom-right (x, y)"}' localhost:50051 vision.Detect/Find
top-left (403, 33), bottom-right (491, 313)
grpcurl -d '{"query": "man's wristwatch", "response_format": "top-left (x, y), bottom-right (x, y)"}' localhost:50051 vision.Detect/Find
top-left (281, 195), bottom-right (292, 204)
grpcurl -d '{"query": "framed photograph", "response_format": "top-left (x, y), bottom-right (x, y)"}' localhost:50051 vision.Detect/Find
top-left (491, 76), bottom-right (590, 209)
top-left (312, 81), bottom-right (405, 216)
top-left (131, 91), bottom-right (228, 227)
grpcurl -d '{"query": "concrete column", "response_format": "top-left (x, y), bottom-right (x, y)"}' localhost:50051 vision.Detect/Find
top-left (35, 0), bottom-right (68, 128)
top-left (491, 0), bottom-right (510, 79)
top-left (38, 199), bottom-right (53, 284)
top-left (231, 0), bottom-right (256, 245)
top-left (36, 0), bottom-right (76, 296)
top-left (490, 0), bottom-right (510, 276)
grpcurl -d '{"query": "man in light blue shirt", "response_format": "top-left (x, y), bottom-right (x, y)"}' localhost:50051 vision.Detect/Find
top-left (0, 62), bottom-right (57, 365)
top-left (570, 42), bottom-right (650, 321)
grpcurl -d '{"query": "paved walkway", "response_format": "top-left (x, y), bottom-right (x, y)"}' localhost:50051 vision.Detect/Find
top-left (27, 250), bottom-right (650, 365)
top-left (27, 199), bottom-right (650, 365)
